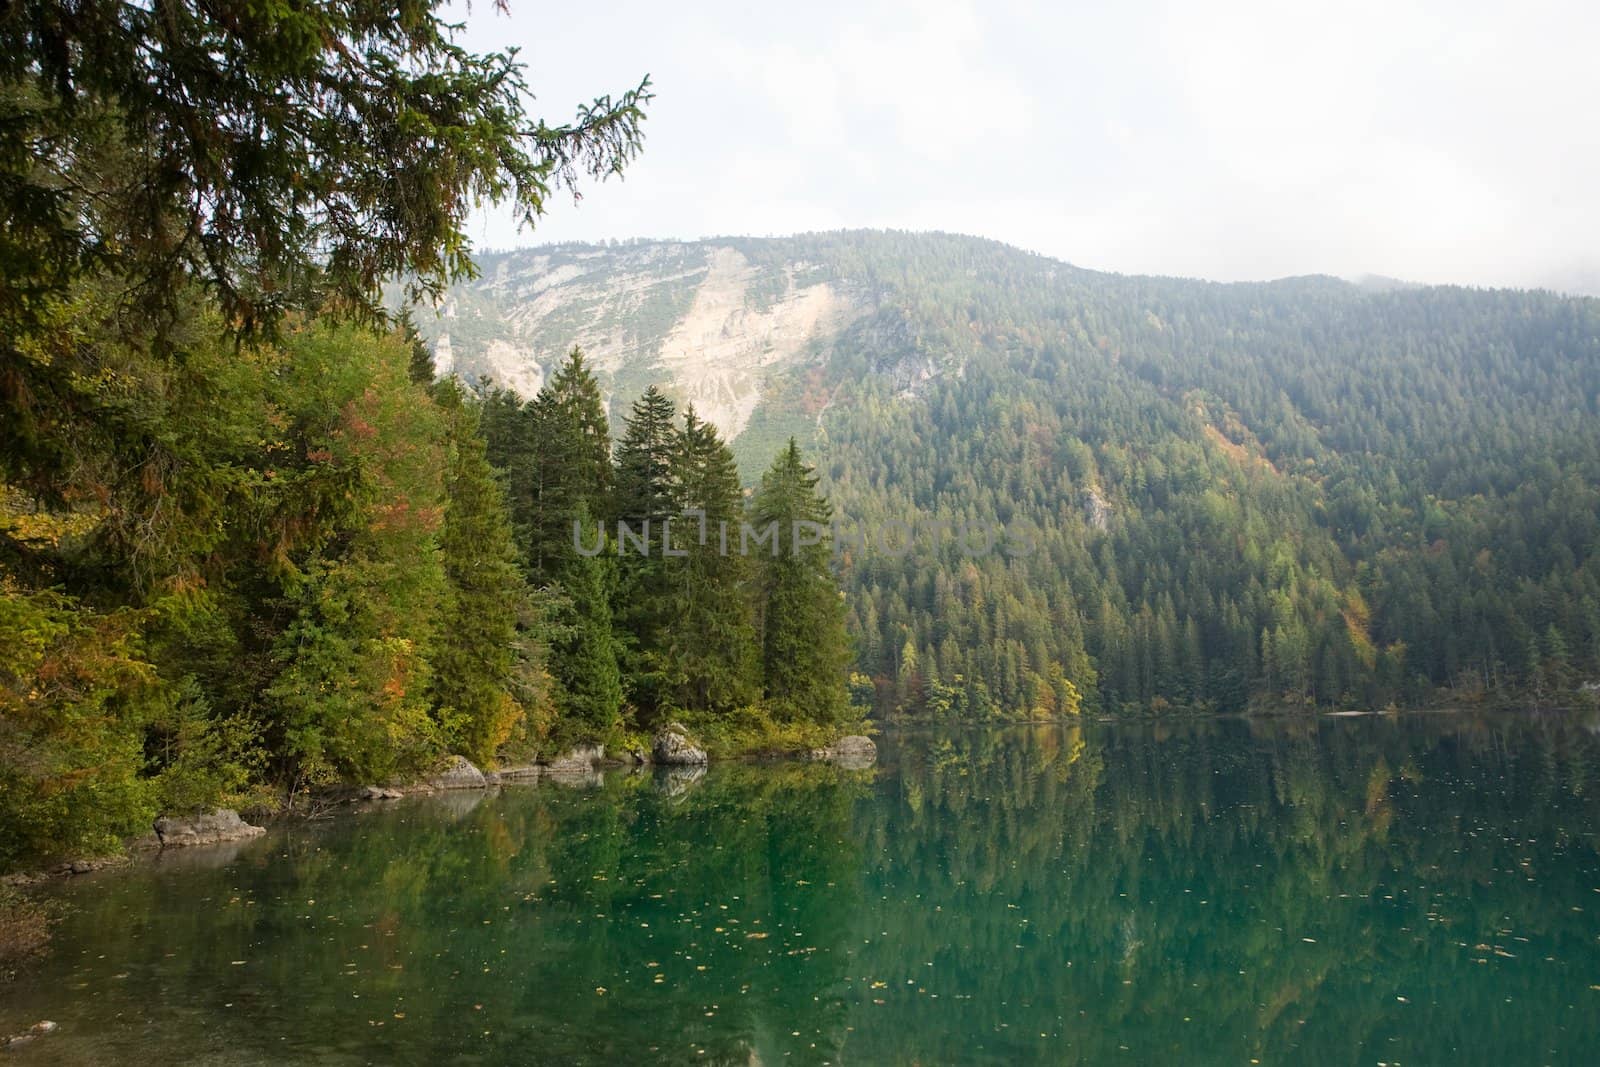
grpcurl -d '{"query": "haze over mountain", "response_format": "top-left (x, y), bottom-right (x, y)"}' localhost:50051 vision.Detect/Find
top-left (412, 230), bottom-right (1600, 715)
top-left (450, 1), bottom-right (1600, 293)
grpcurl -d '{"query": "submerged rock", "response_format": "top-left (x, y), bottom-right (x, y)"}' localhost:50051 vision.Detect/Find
top-left (359, 786), bottom-right (404, 801)
top-left (153, 809), bottom-right (266, 849)
top-left (44, 856), bottom-right (128, 876)
top-left (652, 723), bottom-right (708, 766)
top-left (422, 755), bottom-right (488, 791)
top-left (4, 1020), bottom-right (57, 1049)
top-left (810, 735), bottom-right (878, 768)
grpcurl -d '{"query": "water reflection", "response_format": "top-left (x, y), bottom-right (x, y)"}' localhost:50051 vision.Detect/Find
top-left (855, 715), bottom-right (1600, 1064)
top-left (4, 714), bottom-right (1600, 1065)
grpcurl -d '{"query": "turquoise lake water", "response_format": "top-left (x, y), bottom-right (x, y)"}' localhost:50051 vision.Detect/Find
top-left (4, 714), bottom-right (1600, 1064)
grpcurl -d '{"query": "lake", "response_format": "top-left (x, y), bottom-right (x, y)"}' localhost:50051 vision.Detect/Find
top-left (4, 715), bottom-right (1600, 1064)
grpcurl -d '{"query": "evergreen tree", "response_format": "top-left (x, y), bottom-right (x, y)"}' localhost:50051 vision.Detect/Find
top-left (612, 386), bottom-right (679, 714)
top-left (261, 326), bottom-right (448, 788)
top-left (752, 440), bottom-right (850, 724)
top-left (0, 0), bottom-right (650, 866)
top-left (483, 349), bottom-right (614, 582)
top-left (551, 509), bottom-right (624, 740)
top-left (546, 349), bottom-right (614, 502)
top-left (664, 407), bottom-right (759, 712)
top-left (613, 386), bottom-right (678, 527)
top-left (430, 385), bottom-right (527, 767)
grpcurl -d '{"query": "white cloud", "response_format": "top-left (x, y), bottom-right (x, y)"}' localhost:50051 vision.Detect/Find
top-left (453, 0), bottom-right (1600, 289)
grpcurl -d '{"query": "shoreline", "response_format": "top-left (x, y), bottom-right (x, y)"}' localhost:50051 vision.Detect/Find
top-left (8, 701), bottom-right (1594, 889)
top-left (0, 725), bottom-right (880, 892)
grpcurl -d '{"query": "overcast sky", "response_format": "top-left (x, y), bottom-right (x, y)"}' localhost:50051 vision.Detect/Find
top-left (452, 0), bottom-right (1600, 290)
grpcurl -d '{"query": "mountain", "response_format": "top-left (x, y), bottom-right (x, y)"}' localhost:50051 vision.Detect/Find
top-left (412, 230), bottom-right (1600, 715)
top-left (409, 235), bottom-right (952, 473)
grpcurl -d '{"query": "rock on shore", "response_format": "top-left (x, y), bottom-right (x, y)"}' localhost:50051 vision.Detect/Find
top-left (544, 743), bottom-right (605, 787)
top-left (421, 755), bottom-right (489, 791)
top-left (153, 809), bottom-right (267, 848)
top-left (652, 724), bottom-right (708, 765)
top-left (546, 742), bottom-right (605, 775)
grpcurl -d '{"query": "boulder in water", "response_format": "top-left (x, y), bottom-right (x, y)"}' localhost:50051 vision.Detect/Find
top-left (544, 743), bottom-right (605, 786)
top-left (422, 755), bottom-right (488, 791)
top-left (546, 742), bottom-right (604, 773)
top-left (652, 723), bottom-right (708, 766)
top-left (4, 1021), bottom-right (57, 1049)
top-left (153, 809), bottom-right (266, 848)
top-left (810, 735), bottom-right (877, 768)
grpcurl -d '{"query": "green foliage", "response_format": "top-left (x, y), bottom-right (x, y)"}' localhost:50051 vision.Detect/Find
top-left (0, 311), bottom-right (560, 866)
top-left (663, 409), bottom-right (760, 713)
top-left (613, 385), bottom-right (680, 526)
top-left (433, 232), bottom-right (1600, 717)
top-left (0, 1), bottom-right (654, 869)
top-left (735, 231), bottom-right (1600, 717)
top-left (483, 349), bottom-right (613, 581)
top-left (611, 385), bottom-right (681, 714)
top-left (0, 591), bottom-right (156, 866)
top-left (479, 354), bottom-right (626, 746)
top-left (0, 0), bottom-right (650, 340)
top-left (752, 440), bottom-right (852, 725)
top-left (548, 511), bottom-right (624, 741)
top-left (430, 385), bottom-right (530, 767)
top-left (673, 705), bottom-right (871, 761)
top-left (261, 325), bottom-right (448, 787)
top-left (142, 679), bottom-right (260, 817)
top-left (485, 384), bottom-right (854, 740)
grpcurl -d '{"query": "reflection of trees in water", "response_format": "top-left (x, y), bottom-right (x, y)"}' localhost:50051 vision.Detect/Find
top-left (10, 719), bottom-right (1600, 1065)
top-left (845, 717), bottom-right (1600, 1064)
top-left (12, 764), bottom-right (874, 1066)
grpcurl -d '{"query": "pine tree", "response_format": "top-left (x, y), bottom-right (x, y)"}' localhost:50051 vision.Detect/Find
top-left (663, 407), bottom-right (759, 712)
top-left (399, 310), bottom-right (437, 384)
top-left (752, 439), bottom-right (850, 724)
top-left (551, 508), bottom-right (623, 739)
top-left (612, 386), bottom-right (678, 714)
top-left (613, 386), bottom-right (677, 527)
top-left (545, 348), bottom-right (613, 505)
top-left (508, 349), bottom-right (614, 581)
top-left (430, 386), bottom-right (526, 766)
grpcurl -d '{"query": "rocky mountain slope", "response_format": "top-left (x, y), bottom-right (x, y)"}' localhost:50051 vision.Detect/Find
top-left (413, 239), bottom-right (872, 465)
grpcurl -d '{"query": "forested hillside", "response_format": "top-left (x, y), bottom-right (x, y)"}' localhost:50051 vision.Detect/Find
top-left (425, 231), bottom-right (1600, 716)
top-left (1, 0), bottom-right (846, 872)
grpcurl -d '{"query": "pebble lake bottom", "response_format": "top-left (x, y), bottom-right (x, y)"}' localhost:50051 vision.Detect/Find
top-left (5, 713), bottom-right (1600, 1065)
